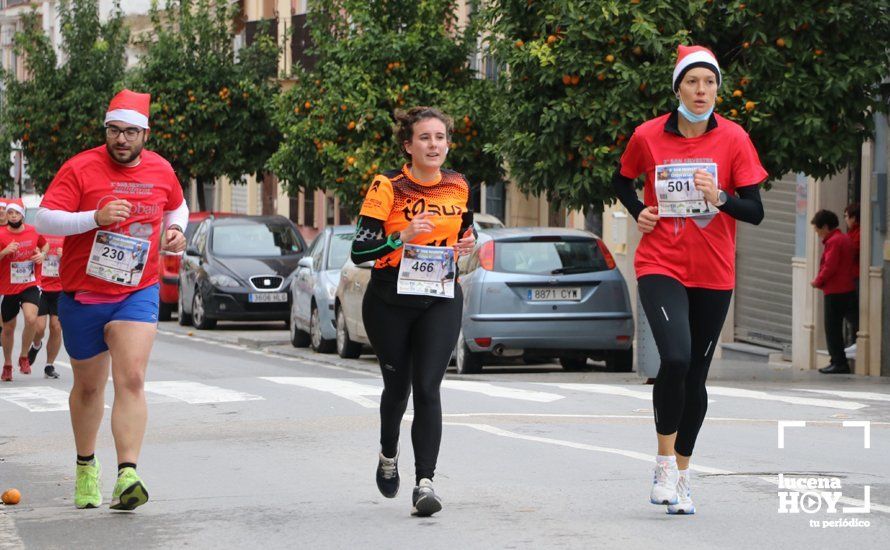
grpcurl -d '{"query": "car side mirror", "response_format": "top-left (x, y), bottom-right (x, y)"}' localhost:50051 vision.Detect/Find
top-left (298, 257), bottom-right (313, 269)
top-left (185, 245), bottom-right (200, 256)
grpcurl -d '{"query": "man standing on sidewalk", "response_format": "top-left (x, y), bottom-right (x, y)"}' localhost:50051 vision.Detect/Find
top-left (810, 209), bottom-right (856, 374)
top-left (34, 89), bottom-right (189, 510)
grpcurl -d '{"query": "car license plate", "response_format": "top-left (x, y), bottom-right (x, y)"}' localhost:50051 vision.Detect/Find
top-left (249, 292), bottom-right (287, 303)
top-left (527, 287), bottom-right (581, 301)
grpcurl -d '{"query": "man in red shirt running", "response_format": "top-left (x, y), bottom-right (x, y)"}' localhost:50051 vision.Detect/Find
top-left (28, 234), bottom-right (65, 379)
top-left (0, 202), bottom-right (47, 381)
top-left (35, 89), bottom-right (188, 511)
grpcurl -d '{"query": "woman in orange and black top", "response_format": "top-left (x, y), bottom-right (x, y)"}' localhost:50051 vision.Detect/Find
top-left (351, 107), bottom-right (475, 517)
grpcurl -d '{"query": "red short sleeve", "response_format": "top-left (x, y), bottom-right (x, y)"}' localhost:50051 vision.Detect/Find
top-left (165, 170), bottom-right (185, 210)
top-left (731, 132), bottom-right (768, 189)
top-left (619, 132), bottom-right (647, 179)
top-left (359, 176), bottom-right (394, 221)
top-left (40, 162), bottom-right (82, 212)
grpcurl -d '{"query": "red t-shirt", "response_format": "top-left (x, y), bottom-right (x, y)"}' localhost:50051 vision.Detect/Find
top-left (619, 112), bottom-right (768, 290)
top-left (38, 235), bottom-right (65, 292)
top-left (40, 146), bottom-right (184, 295)
top-left (0, 225), bottom-right (47, 295)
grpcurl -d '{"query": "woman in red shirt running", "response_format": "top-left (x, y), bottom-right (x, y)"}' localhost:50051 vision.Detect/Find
top-left (613, 45), bottom-right (767, 515)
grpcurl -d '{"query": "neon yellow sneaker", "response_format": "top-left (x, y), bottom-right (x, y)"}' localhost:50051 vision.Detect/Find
top-left (110, 467), bottom-right (149, 511)
top-left (74, 460), bottom-right (102, 509)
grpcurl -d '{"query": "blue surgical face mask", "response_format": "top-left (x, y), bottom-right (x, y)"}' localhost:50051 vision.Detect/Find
top-left (677, 97), bottom-right (713, 123)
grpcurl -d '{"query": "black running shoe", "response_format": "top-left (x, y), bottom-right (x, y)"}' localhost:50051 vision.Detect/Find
top-left (376, 451), bottom-right (400, 498)
top-left (44, 365), bottom-right (60, 379)
top-left (28, 344), bottom-right (41, 366)
top-left (411, 478), bottom-right (442, 517)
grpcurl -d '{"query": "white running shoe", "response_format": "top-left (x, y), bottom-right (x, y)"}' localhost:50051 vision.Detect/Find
top-left (845, 343), bottom-right (857, 360)
top-left (650, 460), bottom-right (679, 505)
top-left (667, 472), bottom-right (695, 515)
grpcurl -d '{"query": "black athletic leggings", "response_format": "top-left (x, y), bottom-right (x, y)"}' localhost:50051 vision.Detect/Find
top-left (362, 277), bottom-right (463, 483)
top-left (638, 275), bottom-right (733, 457)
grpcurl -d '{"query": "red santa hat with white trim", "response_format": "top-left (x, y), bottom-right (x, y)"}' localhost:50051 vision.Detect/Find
top-left (105, 89), bottom-right (151, 129)
top-left (672, 45), bottom-right (721, 92)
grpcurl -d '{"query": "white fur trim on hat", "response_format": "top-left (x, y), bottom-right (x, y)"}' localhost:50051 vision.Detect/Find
top-left (0, 202), bottom-right (7, 208)
top-left (105, 109), bottom-right (149, 129)
top-left (673, 49), bottom-right (721, 91)
top-left (6, 203), bottom-right (24, 215)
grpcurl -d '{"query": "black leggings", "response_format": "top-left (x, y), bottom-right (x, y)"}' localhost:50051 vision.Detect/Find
top-left (362, 278), bottom-right (463, 483)
top-left (638, 275), bottom-right (733, 457)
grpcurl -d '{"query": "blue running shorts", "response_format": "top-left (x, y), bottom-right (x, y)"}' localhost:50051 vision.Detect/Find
top-left (58, 284), bottom-right (159, 360)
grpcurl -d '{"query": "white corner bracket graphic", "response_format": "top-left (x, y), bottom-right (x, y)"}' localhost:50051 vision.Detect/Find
top-left (842, 420), bottom-right (871, 449)
top-left (777, 420), bottom-right (807, 449)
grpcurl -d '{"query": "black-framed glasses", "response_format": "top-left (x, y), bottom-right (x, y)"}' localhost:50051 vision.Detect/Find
top-left (105, 126), bottom-right (144, 141)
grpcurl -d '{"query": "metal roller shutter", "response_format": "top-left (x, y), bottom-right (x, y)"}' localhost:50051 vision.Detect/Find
top-left (734, 174), bottom-right (796, 350)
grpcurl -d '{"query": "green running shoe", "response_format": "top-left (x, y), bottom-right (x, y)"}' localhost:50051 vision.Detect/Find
top-left (110, 467), bottom-right (149, 511)
top-left (74, 460), bottom-right (102, 509)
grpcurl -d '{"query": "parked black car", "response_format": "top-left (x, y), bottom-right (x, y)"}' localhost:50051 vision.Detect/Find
top-left (178, 215), bottom-right (307, 329)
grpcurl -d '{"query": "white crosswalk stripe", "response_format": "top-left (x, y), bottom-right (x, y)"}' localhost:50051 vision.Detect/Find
top-left (795, 388), bottom-right (890, 402)
top-left (260, 377), bottom-right (381, 408)
top-left (144, 381), bottom-right (264, 404)
top-left (442, 380), bottom-right (564, 403)
top-left (541, 383), bottom-right (653, 401)
top-left (0, 387), bottom-right (76, 412)
top-left (707, 386), bottom-right (866, 410)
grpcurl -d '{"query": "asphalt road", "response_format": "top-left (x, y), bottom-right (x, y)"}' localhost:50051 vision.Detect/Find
top-left (1, 319), bottom-right (888, 549)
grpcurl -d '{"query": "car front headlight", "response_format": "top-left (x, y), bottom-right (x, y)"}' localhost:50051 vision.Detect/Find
top-left (210, 274), bottom-right (240, 288)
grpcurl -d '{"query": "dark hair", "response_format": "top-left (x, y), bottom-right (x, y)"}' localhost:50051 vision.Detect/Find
top-left (844, 202), bottom-right (860, 223)
top-left (393, 106), bottom-right (453, 159)
top-left (811, 209), bottom-right (839, 230)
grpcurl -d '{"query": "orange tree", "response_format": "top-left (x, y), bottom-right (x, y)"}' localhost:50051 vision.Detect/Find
top-left (269, 0), bottom-right (502, 212)
top-left (130, 0), bottom-right (280, 210)
top-left (484, 0), bottom-right (890, 210)
top-left (0, 0), bottom-right (128, 192)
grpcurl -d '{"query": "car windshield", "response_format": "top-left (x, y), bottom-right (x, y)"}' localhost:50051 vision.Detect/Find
top-left (212, 223), bottom-right (303, 257)
top-left (477, 220), bottom-right (504, 229)
top-left (494, 239), bottom-right (607, 275)
top-left (327, 233), bottom-right (354, 270)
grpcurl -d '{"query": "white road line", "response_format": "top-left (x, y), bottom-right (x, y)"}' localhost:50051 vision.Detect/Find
top-left (543, 383), bottom-right (653, 401)
top-left (441, 413), bottom-right (890, 426)
top-left (707, 386), bottom-right (866, 410)
top-left (260, 377), bottom-right (381, 408)
top-left (442, 380), bottom-right (564, 403)
top-left (156, 328), bottom-right (377, 377)
top-left (0, 387), bottom-right (73, 412)
top-left (144, 381), bottom-right (264, 404)
top-left (0, 508), bottom-right (24, 550)
top-left (447, 422), bottom-right (890, 514)
top-left (796, 389), bottom-right (890, 402)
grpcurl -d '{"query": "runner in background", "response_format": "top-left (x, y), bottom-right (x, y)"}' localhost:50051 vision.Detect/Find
top-left (29, 233), bottom-right (65, 379)
top-left (612, 45), bottom-right (767, 515)
top-left (351, 106), bottom-right (475, 517)
top-left (0, 202), bottom-right (46, 382)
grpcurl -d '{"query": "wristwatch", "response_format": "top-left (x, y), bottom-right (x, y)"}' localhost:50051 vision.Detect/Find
top-left (715, 190), bottom-right (728, 207)
top-left (387, 231), bottom-right (403, 249)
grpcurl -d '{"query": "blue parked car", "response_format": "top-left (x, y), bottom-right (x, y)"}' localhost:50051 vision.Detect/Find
top-left (289, 225), bottom-right (354, 352)
top-left (455, 227), bottom-right (634, 374)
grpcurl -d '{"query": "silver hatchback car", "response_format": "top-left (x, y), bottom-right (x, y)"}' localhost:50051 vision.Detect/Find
top-left (290, 226), bottom-right (354, 352)
top-left (455, 227), bottom-right (634, 373)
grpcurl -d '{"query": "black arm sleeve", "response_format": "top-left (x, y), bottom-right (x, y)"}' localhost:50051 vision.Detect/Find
top-left (350, 216), bottom-right (397, 264)
top-left (718, 184), bottom-right (764, 225)
top-left (611, 167), bottom-right (646, 221)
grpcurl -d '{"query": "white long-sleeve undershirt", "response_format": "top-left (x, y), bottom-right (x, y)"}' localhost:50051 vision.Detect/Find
top-left (34, 200), bottom-right (190, 237)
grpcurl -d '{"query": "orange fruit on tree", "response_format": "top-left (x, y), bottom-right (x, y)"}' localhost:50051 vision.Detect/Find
top-left (776, 37), bottom-right (786, 47)
top-left (730, 108), bottom-right (739, 117)
top-left (745, 101), bottom-right (755, 112)
top-left (2, 489), bottom-right (21, 505)
top-left (605, 54), bottom-right (615, 63)
top-left (515, 39), bottom-right (524, 48)
top-left (716, 96), bottom-right (723, 104)
top-left (597, 73), bottom-right (605, 81)
top-left (304, 101), bottom-right (312, 109)
top-left (739, 77), bottom-right (750, 87)
top-left (732, 89), bottom-right (743, 98)
top-left (814, 49), bottom-right (824, 56)
top-left (570, 75), bottom-right (580, 86)
top-left (347, 121), bottom-right (356, 130)
top-left (742, 41), bottom-right (750, 49)
top-left (562, 74), bottom-right (572, 86)
top-left (546, 35), bottom-right (557, 45)
top-left (632, 46), bottom-right (642, 56)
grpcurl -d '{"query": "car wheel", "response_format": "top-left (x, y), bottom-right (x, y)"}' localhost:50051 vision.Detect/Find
top-left (310, 304), bottom-right (336, 353)
top-left (290, 304), bottom-right (310, 347)
top-left (606, 349), bottom-right (634, 373)
top-left (336, 308), bottom-right (362, 359)
top-left (177, 284), bottom-right (192, 326)
top-left (559, 356), bottom-right (591, 371)
top-left (192, 290), bottom-right (217, 330)
top-left (158, 301), bottom-right (174, 322)
top-left (455, 332), bottom-right (483, 374)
